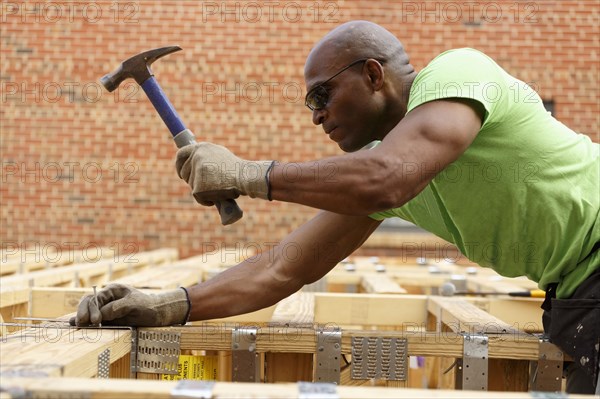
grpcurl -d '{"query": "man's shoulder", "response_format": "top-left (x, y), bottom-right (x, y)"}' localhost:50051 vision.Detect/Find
top-left (428, 47), bottom-right (496, 68)
top-left (407, 47), bottom-right (511, 123)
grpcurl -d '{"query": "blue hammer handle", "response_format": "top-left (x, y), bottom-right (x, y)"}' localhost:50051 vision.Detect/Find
top-left (140, 77), bottom-right (243, 225)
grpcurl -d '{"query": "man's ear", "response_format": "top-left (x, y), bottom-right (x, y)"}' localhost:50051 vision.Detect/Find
top-left (364, 59), bottom-right (385, 91)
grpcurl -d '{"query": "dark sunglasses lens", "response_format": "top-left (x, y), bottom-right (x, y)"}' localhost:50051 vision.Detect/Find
top-left (306, 87), bottom-right (328, 110)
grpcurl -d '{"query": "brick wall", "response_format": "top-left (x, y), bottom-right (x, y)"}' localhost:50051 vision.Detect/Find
top-left (1, 1), bottom-right (598, 260)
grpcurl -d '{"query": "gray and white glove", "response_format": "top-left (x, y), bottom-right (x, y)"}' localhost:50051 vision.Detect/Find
top-left (70, 283), bottom-right (190, 327)
top-left (175, 142), bottom-right (275, 205)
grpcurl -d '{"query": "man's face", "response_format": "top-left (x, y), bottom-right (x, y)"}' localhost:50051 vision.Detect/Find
top-left (304, 55), bottom-right (383, 152)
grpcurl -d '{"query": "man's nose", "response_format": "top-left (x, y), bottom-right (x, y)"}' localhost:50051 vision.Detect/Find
top-left (312, 108), bottom-right (326, 125)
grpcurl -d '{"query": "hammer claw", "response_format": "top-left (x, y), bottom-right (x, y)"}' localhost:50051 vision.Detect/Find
top-left (100, 45), bottom-right (182, 91)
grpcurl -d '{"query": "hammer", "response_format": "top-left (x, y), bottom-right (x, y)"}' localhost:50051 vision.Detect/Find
top-left (100, 46), bottom-right (243, 225)
top-left (440, 282), bottom-right (545, 298)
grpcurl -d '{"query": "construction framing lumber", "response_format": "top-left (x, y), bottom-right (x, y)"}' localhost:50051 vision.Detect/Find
top-left (0, 252), bottom-right (556, 393)
top-left (1, 325), bottom-right (132, 378)
top-left (4, 377), bottom-right (591, 399)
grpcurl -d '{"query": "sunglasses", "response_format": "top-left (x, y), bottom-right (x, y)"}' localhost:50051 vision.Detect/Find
top-left (304, 58), bottom-right (371, 111)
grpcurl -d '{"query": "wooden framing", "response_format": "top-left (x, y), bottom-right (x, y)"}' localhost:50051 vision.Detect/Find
top-left (0, 247), bottom-right (117, 276)
top-left (0, 248), bottom-right (179, 331)
top-left (1, 292), bottom-right (551, 391)
top-left (1, 253), bottom-right (560, 395)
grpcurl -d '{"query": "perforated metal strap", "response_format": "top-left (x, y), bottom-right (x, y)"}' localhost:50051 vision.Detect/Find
top-left (455, 333), bottom-right (488, 391)
top-left (231, 327), bottom-right (259, 382)
top-left (351, 336), bottom-right (407, 380)
top-left (134, 330), bottom-right (181, 374)
top-left (314, 327), bottom-right (341, 384)
top-left (97, 348), bottom-right (110, 379)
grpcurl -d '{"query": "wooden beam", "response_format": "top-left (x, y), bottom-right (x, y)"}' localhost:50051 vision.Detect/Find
top-left (1, 326), bottom-right (132, 377)
top-left (5, 377), bottom-right (591, 399)
top-left (30, 287), bottom-right (92, 318)
top-left (264, 352), bottom-right (313, 383)
top-left (163, 325), bottom-right (541, 360)
top-left (0, 247), bottom-right (118, 276)
top-left (360, 274), bottom-right (407, 294)
top-left (427, 296), bottom-right (519, 334)
top-left (314, 293), bottom-right (428, 327)
top-left (0, 248), bottom-right (178, 290)
top-left (468, 297), bottom-right (544, 333)
top-left (0, 286), bottom-right (29, 310)
top-left (269, 291), bottom-right (315, 327)
top-left (0, 287), bottom-right (29, 332)
top-left (466, 275), bottom-right (538, 294)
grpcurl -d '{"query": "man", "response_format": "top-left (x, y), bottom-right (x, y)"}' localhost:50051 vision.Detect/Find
top-left (75, 21), bottom-right (599, 393)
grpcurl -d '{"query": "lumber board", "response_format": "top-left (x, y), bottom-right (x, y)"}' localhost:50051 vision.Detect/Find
top-left (1, 326), bottom-right (132, 377)
top-left (0, 248), bottom-right (178, 290)
top-left (163, 325), bottom-right (542, 360)
top-left (264, 352), bottom-right (313, 382)
top-left (7, 286), bottom-right (544, 334)
top-left (268, 291), bottom-right (315, 327)
top-left (0, 313), bottom-right (6, 337)
top-left (427, 296), bottom-right (519, 334)
top-left (30, 287), bottom-right (92, 318)
top-left (0, 286), bottom-right (29, 309)
top-left (202, 305), bottom-right (276, 324)
top-left (201, 292), bottom-right (541, 333)
top-left (4, 377), bottom-right (590, 399)
top-left (0, 248), bottom-right (177, 329)
top-left (314, 293), bottom-right (428, 327)
top-left (360, 274), bottom-right (407, 294)
top-left (0, 247), bottom-right (119, 276)
top-left (0, 287), bottom-right (29, 333)
top-left (109, 254), bottom-right (207, 289)
top-left (468, 297), bottom-right (544, 333)
top-left (466, 275), bottom-right (538, 294)
top-left (0, 250), bottom-right (60, 276)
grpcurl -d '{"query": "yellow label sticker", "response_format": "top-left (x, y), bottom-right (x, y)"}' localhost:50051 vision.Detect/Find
top-left (161, 355), bottom-right (218, 380)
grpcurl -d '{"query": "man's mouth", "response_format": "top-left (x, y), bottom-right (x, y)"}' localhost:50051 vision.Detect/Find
top-left (326, 127), bottom-right (343, 142)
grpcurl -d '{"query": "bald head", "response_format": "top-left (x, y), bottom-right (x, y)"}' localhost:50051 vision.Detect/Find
top-left (304, 21), bottom-right (417, 152)
top-left (305, 21), bottom-right (410, 77)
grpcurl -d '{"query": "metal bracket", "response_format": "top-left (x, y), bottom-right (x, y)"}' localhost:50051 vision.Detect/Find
top-left (530, 340), bottom-right (563, 392)
top-left (171, 380), bottom-right (215, 399)
top-left (298, 381), bottom-right (339, 399)
top-left (130, 327), bottom-right (138, 378)
top-left (231, 327), bottom-right (259, 382)
top-left (134, 329), bottom-right (181, 374)
top-left (97, 348), bottom-right (110, 379)
top-left (456, 333), bottom-right (488, 391)
top-left (314, 326), bottom-right (341, 384)
top-left (351, 336), bottom-right (407, 381)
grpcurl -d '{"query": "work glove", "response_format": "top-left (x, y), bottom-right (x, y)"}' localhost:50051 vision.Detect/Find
top-left (175, 142), bottom-right (275, 205)
top-left (70, 283), bottom-right (191, 327)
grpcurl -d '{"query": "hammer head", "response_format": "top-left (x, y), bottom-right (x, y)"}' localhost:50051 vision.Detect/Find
top-left (100, 46), bottom-right (182, 92)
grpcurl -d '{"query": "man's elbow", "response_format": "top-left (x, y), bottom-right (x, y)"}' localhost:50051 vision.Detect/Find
top-left (353, 178), bottom-right (414, 214)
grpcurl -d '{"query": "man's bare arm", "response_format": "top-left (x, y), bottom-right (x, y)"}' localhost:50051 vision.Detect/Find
top-left (186, 212), bottom-right (382, 321)
top-left (270, 99), bottom-right (484, 215)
